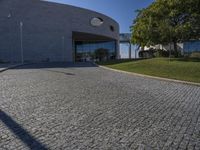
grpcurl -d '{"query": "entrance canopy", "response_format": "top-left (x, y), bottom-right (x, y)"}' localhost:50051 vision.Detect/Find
top-left (120, 33), bottom-right (131, 43)
top-left (73, 32), bottom-right (115, 41)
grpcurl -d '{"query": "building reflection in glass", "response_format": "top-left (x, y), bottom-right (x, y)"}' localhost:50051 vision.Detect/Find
top-left (75, 41), bottom-right (116, 62)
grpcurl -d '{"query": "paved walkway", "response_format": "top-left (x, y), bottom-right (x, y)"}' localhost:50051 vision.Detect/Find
top-left (0, 63), bottom-right (200, 150)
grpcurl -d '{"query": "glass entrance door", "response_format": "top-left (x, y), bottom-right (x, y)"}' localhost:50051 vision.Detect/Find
top-left (75, 41), bottom-right (116, 62)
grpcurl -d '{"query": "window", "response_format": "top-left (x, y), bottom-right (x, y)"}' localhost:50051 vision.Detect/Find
top-left (110, 25), bottom-right (114, 32)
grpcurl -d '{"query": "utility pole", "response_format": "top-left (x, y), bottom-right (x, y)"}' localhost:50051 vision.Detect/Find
top-left (20, 21), bottom-right (24, 64)
top-left (8, 12), bottom-right (12, 63)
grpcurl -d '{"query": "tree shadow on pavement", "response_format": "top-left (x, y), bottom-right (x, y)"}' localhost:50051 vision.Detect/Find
top-left (43, 69), bottom-right (75, 76)
top-left (0, 110), bottom-right (48, 150)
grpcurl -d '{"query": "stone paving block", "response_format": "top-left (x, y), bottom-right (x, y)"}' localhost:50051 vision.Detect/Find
top-left (0, 63), bottom-right (200, 149)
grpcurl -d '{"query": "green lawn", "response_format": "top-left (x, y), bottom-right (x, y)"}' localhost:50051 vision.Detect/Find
top-left (97, 58), bottom-right (200, 83)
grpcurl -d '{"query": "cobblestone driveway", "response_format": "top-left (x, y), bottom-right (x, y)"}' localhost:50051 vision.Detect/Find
top-left (0, 63), bottom-right (200, 150)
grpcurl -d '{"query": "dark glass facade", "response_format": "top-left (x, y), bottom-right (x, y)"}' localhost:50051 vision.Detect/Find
top-left (184, 40), bottom-right (200, 54)
top-left (75, 41), bottom-right (116, 62)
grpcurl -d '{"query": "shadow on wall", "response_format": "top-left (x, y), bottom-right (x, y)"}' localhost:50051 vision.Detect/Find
top-left (0, 110), bottom-right (48, 150)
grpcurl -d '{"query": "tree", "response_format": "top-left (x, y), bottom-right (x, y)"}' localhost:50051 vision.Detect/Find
top-left (131, 0), bottom-right (200, 57)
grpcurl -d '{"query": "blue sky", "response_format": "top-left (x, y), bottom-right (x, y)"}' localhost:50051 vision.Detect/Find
top-left (46, 0), bottom-right (154, 33)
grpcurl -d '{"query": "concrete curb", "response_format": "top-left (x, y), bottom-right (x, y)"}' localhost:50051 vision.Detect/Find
top-left (0, 63), bottom-right (29, 73)
top-left (96, 63), bottom-right (200, 87)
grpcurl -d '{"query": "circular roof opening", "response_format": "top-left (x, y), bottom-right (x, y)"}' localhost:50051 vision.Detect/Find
top-left (90, 17), bottom-right (104, 27)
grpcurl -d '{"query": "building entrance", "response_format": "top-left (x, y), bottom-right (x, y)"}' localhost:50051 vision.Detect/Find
top-left (73, 32), bottom-right (117, 62)
top-left (75, 41), bottom-right (116, 62)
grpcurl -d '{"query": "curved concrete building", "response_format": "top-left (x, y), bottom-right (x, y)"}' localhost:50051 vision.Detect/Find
top-left (0, 0), bottom-right (119, 62)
